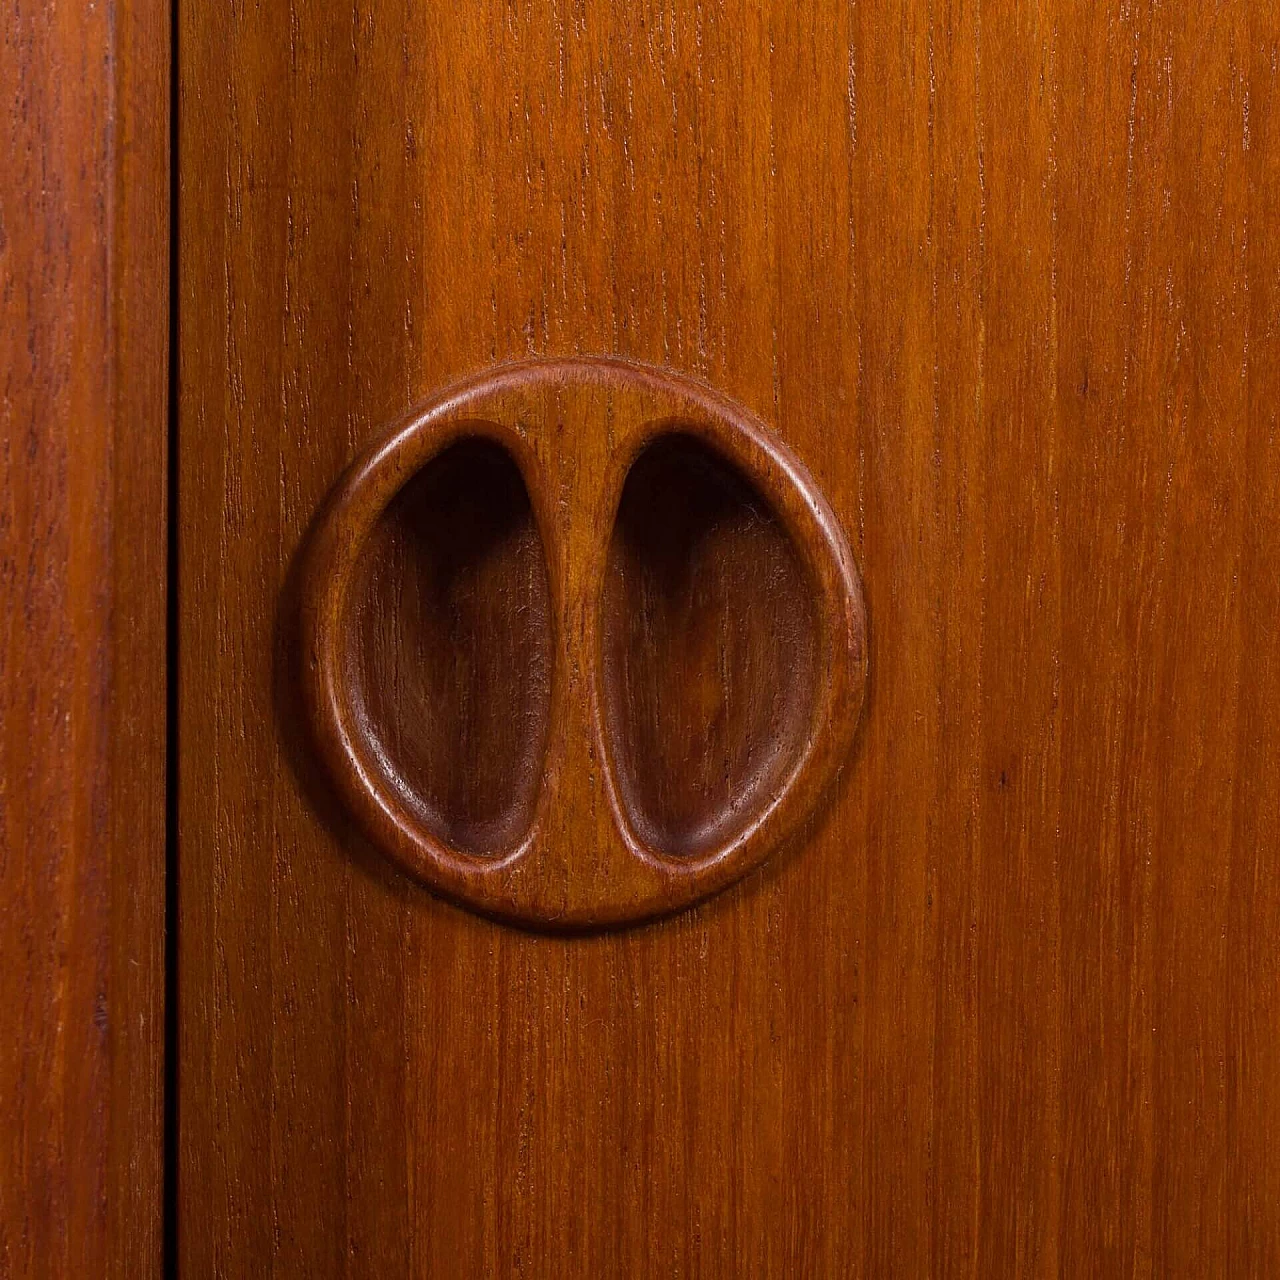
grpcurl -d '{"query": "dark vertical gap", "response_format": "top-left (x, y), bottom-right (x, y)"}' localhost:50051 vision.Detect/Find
top-left (163, 0), bottom-right (180, 1272)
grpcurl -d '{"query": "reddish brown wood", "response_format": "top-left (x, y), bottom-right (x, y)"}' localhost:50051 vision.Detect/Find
top-left (179, 0), bottom-right (1280, 1273)
top-left (299, 358), bottom-right (865, 927)
top-left (0, 1), bottom-right (168, 1276)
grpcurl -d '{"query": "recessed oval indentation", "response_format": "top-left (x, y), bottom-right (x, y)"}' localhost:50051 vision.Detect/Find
top-left (301, 357), bottom-right (866, 927)
top-left (600, 433), bottom-right (820, 858)
top-left (345, 437), bottom-right (553, 855)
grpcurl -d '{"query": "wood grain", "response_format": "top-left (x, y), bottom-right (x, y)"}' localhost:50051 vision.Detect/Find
top-left (179, 0), bottom-right (1280, 1273)
top-left (0, 0), bottom-right (168, 1276)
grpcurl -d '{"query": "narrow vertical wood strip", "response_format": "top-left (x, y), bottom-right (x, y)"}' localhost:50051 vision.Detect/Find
top-left (1227, 10), bottom-right (1280, 1272)
top-left (1221, 9), bottom-right (1280, 1273)
top-left (179, 0), bottom-right (279, 1269)
top-left (1149, 3), bottom-right (1248, 1270)
top-left (848, 0), bottom-right (941, 1266)
top-left (1053, 2), bottom-right (1162, 1271)
top-left (974, 1), bottom-right (1063, 1272)
top-left (107, 0), bottom-right (170, 1273)
top-left (1, 0), bottom-right (167, 1275)
top-left (926, 0), bottom-right (986, 1271)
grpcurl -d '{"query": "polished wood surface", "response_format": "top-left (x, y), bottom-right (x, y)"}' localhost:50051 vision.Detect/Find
top-left (1, 1), bottom-right (168, 1275)
top-left (298, 358), bottom-right (864, 926)
top-left (180, 0), bottom-right (1280, 1274)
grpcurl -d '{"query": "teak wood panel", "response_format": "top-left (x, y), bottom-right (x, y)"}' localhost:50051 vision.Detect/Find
top-left (1, 0), bottom-right (168, 1276)
top-left (180, 1), bottom-right (1280, 1275)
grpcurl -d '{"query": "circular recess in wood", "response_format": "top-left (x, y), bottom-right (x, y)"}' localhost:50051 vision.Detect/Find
top-left (345, 438), bottom-right (554, 856)
top-left (299, 357), bottom-right (867, 928)
top-left (601, 434), bottom-right (819, 859)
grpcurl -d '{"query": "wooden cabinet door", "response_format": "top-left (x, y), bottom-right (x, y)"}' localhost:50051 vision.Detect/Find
top-left (178, 2), bottom-right (1280, 1275)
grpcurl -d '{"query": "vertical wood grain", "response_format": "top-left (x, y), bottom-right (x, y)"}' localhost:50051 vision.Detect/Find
top-left (1055, 1), bottom-right (1163, 1271)
top-left (0, 1), bottom-right (168, 1277)
top-left (180, 0), bottom-right (1280, 1274)
top-left (1149, 5), bottom-right (1247, 1270)
top-left (1229, 14), bottom-right (1280, 1275)
top-left (926, 0), bottom-right (986, 1274)
top-left (850, 0), bottom-right (938, 1270)
top-left (976, 2), bottom-right (1063, 1271)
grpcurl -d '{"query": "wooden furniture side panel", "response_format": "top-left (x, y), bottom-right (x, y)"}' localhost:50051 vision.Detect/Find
top-left (179, 1), bottom-right (1280, 1275)
top-left (0, 3), bottom-right (168, 1277)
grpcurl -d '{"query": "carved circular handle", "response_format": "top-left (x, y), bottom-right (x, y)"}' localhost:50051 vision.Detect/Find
top-left (299, 357), bottom-right (866, 927)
